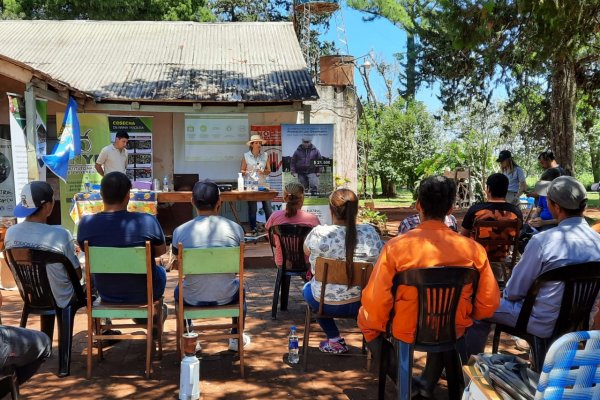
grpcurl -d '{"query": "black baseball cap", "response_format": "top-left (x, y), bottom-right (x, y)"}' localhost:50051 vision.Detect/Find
top-left (496, 150), bottom-right (512, 162)
top-left (14, 181), bottom-right (54, 218)
top-left (192, 180), bottom-right (220, 208)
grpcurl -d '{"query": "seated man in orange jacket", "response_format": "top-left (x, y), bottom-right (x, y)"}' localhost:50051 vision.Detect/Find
top-left (358, 175), bottom-right (500, 397)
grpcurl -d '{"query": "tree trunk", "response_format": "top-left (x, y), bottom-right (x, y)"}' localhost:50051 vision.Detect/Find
top-left (380, 175), bottom-right (397, 197)
top-left (549, 58), bottom-right (577, 174)
top-left (405, 31), bottom-right (416, 101)
top-left (590, 132), bottom-right (600, 182)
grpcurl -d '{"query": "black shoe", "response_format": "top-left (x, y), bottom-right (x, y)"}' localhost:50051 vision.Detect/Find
top-left (411, 377), bottom-right (434, 399)
top-left (95, 329), bottom-right (122, 347)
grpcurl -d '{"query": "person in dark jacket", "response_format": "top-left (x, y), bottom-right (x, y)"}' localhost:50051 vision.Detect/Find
top-left (290, 136), bottom-right (322, 195)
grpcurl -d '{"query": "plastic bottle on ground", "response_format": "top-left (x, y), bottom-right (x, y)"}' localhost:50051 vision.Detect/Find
top-left (288, 326), bottom-right (299, 364)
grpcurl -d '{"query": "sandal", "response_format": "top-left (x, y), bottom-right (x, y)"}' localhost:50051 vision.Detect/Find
top-left (319, 338), bottom-right (348, 354)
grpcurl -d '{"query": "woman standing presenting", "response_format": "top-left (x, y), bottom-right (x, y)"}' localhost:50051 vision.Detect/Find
top-left (497, 150), bottom-right (527, 206)
top-left (241, 134), bottom-right (272, 235)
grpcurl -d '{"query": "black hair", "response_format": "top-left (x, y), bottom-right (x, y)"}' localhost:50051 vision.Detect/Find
top-left (115, 132), bottom-right (129, 140)
top-left (417, 176), bottom-right (456, 220)
top-left (101, 172), bottom-right (132, 205)
top-left (486, 173), bottom-right (509, 199)
top-left (538, 150), bottom-right (556, 161)
top-left (548, 197), bottom-right (587, 217)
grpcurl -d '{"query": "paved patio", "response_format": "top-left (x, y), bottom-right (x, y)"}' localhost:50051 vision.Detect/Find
top-left (0, 205), bottom-right (554, 399)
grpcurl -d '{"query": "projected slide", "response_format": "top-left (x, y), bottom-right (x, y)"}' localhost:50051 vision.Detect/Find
top-left (184, 116), bottom-right (248, 162)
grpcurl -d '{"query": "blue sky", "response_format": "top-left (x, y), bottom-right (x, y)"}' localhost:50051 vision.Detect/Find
top-left (321, 4), bottom-right (443, 111)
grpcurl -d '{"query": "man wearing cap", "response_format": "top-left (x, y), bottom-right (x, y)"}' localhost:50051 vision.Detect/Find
top-left (170, 180), bottom-right (249, 351)
top-left (2, 181), bottom-right (69, 379)
top-left (77, 172), bottom-right (167, 305)
top-left (497, 150), bottom-right (527, 206)
top-left (95, 131), bottom-right (129, 176)
top-left (241, 134), bottom-right (272, 235)
top-left (291, 136), bottom-right (322, 196)
top-left (5, 181), bottom-right (83, 307)
top-left (465, 176), bottom-right (600, 357)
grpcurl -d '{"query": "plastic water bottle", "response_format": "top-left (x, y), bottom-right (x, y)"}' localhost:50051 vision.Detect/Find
top-left (237, 172), bottom-right (245, 192)
top-left (288, 326), bottom-right (299, 364)
top-left (84, 176), bottom-right (91, 193)
top-left (163, 175), bottom-right (169, 192)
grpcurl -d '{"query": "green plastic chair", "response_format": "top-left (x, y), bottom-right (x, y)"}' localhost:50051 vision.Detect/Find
top-left (175, 243), bottom-right (245, 377)
top-left (84, 241), bottom-right (164, 379)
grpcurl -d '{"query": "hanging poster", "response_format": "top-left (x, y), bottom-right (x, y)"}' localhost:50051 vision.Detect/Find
top-left (250, 125), bottom-right (282, 223)
top-left (58, 113), bottom-right (111, 233)
top-left (108, 116), bottom-right (153, 182)
top-left (281, 124), bottom-right (334, 224)
top-left (7, 94), bottom-right (29, 213)
top-left (0, 138), bottom-right (15, 217)
top-left (36, 99), bottom-right (47, 181)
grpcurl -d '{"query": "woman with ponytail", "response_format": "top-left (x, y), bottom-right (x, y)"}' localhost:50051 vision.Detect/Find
top-left (265, 182), bottom-right (320, 268)
top-left (303, 188), bottom-right (383, 354)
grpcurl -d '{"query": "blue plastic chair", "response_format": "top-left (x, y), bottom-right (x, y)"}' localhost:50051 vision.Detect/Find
top-left (535, 330), bottom-right (600, 399)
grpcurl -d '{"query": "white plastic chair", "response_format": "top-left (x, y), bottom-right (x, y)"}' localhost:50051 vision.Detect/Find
top-left (535, 330), bottom-right (600, 399)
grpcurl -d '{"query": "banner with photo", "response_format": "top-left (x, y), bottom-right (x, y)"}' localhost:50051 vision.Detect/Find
top-left (109, 116), bottom-right (153, 183)
top-left (58, 113), bottom-right (111, 233)
top-left (0, 138), bottom-right (15, 217)
top-left (35, 99), bottom-right (48, 181)
top-left (250, 125), bottom-right (282, 223)
top-left (7, 94), bottom-right (29, 215)
top-left (281, 124), bottom-right (334, 224)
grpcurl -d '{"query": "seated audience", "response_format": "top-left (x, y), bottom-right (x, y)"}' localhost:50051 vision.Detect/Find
top-left (398, 213), bottom-right (457, 234)
top-left (171, 180), bottom-right (249, 352)
top-left (5, 181), bottom-right (82, 308)
top-left (460, 173), bottom-right (523, 281)
top-left (77, 172), bottom-right (167, 305)
top-left (465, 176), bottom-right (600, 357)
top-left (358, 176), bottom-right (499, 397)
top-left (0, 293), bottom-right (51, 385)
top-left (528, 168), bottom-right (562, 232)
top-left (303, 188), bottom-right (383, 354)
top-left (265, 182), bottom-right (320, 268)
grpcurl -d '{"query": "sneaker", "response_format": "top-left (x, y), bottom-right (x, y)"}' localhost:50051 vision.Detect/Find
top-left (228, 333), bottom-right (251, 352)
top-left (514, 338), bottom-right (530, 352)
top-left (319, 338), bottom-right (348, 354)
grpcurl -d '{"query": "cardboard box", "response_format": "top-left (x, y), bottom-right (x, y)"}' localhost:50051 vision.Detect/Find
top-left (462, 364), bottom-right (502, 400)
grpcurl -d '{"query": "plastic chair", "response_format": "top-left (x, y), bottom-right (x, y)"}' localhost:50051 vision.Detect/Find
top-left (471, 218), bottom-right (522, 286)
top-left (378, 267), bottom-right (479, 400)
top-left (535, 330), bottom-right (600, 399)
top-left (3, 248), bottom-right (86, 377)
top-left (268, 224), bottom-right (313, 319)
top-left (492, 262), bottom-right (600, 372)
top-left (84, 241), bottom-right (164, 379)
top-left (0, 371), bottom-right (18, 400)
top-left (175, 243), bottom-right (246, 377)
top-left (301, 257), bottom-right (374, 371)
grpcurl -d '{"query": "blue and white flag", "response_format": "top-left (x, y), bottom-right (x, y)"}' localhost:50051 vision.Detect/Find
top-left (42, 97), bottom-right (80, 182)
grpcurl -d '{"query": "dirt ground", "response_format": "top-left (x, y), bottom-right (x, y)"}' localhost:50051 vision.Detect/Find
top-left (3, 205), bottom-right (599, 399)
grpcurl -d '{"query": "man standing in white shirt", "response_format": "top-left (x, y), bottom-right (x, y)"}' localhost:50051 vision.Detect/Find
top-left (95, 132), bottom-right (129, 176)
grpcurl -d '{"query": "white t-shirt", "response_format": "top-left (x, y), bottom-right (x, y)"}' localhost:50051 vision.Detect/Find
top-left (97, 144), bottom-right (128, 174)
top-left (243, 151), bottom-right (268, 186)
top-left (4, 221), bottom-right (81, 308)
top-left (304, 224), bottom-right (384, 304)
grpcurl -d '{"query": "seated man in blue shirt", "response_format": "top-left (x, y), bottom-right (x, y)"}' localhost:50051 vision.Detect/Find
top-left (77, 172), bottom-right (167, 305)
top-left (465, 176), bottom-right (600, 359)
top-left (171, 180), bottom-right (249, 352)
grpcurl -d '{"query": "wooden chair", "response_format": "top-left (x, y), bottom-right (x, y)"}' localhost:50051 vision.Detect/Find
top-left (175, 243), bottom-right (245, 377)
top-left (84, 241), bottom-right (164, 379)
top-left (3, 248), bottom-right (86, 377)
top-left (492, 262), bottom-right (600, 372)
top-left (302, 257), bottom-right (374, 371)
top-left (268, 224), bottom-right (313, 319)
top-left (471, 219), bottom-right (522, 285)
top-left (378, 267), bottom-right (479, 400)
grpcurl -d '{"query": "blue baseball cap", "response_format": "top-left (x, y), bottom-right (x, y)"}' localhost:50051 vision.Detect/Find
top-left (14, 181), bottom-right (53, 218)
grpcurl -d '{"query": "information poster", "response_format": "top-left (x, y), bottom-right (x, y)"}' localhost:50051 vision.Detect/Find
top-left (58, 113), bottom-right (111, 233)
top-left (282, 124), bottom-right (334, 224)
top-left (0, 138), bottom-right (15, 217)
top-left (108, 116), bottom-right (153, 182)
top-left (184, 115), bottom-right (247, 162)
top-left (7, 94), bottom-right (29, 215)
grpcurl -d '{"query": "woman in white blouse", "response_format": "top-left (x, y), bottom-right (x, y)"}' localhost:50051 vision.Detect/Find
top-left (303, 188), bottom-right (384, 354)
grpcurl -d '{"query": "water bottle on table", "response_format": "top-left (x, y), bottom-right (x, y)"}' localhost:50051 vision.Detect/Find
top-left (163, 175), bottom-right (170, 192)
top-left (288, 326), bottom-right (299, 364)
top-left (84, 176), bottom-right (91, 193)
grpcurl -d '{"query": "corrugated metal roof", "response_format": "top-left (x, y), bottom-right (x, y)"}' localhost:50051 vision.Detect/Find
top-left (0, 20), bottom-right (318, 102)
